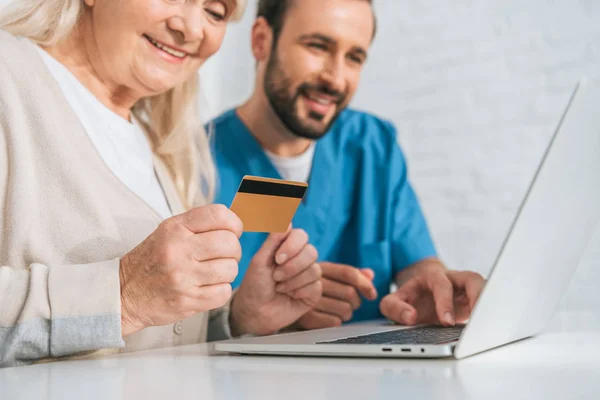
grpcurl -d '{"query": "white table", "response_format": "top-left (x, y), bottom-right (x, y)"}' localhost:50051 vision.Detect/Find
top-left (1, 311), bottom-right (599, 400)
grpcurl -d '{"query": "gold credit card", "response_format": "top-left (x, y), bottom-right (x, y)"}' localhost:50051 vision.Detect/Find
top-left (229, 175), bottom-right (308, 233)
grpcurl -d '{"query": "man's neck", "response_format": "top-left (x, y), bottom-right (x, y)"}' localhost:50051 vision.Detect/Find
top-left (237, 94), bottom-right (312, 158)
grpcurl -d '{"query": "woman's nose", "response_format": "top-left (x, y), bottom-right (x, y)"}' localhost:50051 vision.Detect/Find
top-left (166, 4), bottom-right (205, 44)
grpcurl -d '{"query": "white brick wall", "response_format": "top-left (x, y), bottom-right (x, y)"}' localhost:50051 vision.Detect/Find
top-left (203, 0), bottom-right (600, 313)
top-left (2, 0), bottom-right (598, 313)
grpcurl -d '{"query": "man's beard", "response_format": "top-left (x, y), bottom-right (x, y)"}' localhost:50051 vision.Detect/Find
top-left (263, 52), bottom-right (346, 140)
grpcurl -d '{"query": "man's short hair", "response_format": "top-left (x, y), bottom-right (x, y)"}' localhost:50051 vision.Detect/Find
top-left (256, 0), bottom-right (376, 47)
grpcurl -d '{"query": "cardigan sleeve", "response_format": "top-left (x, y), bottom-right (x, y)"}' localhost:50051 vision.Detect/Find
top-left (0, 77), bottom-right (125, 368)
top-left (0, 260), bottom-right (126, 368)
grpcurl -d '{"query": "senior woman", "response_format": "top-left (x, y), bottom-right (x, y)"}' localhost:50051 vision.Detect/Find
top-left (0, 0), bottom-right (323, 368)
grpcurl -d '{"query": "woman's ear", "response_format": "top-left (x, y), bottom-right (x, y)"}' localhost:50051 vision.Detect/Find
top-left (251, 17), bottom-right (274, 63)
top-left (83, 0), bottom-right (95, 6)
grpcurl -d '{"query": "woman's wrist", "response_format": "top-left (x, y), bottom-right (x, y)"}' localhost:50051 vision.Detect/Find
top-left (119, 257), bottom-right (142, 337)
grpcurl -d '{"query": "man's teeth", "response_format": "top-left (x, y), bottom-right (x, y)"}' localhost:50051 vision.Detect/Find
top-left (146, 35), bottom-right (186, 58)
top-left (306, 94), bottom-right (333, 105)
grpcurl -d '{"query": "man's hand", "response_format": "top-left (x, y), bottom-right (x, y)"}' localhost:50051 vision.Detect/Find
top-left (294, 262), bottom-right (378, 330)
top-left (380, 259), bottom-right (485, 326)
top-left (229, 228), bottom-right (322, 336)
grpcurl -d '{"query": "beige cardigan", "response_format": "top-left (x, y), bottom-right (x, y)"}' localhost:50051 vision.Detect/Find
top-left (0, 30), bottom-right (230, 368)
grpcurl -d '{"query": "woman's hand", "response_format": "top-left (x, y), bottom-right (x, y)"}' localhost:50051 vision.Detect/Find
top-left (119, 205), bottom-right (243, 336)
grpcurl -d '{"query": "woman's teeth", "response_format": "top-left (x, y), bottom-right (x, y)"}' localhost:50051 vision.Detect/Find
top-left (145, 35), bottom-right (186, 58)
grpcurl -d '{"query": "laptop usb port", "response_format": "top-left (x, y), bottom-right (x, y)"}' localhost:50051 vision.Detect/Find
top-left (382, 348), bottom-right (392, 352)
top-left (401, 348), bottom-right (411, 353)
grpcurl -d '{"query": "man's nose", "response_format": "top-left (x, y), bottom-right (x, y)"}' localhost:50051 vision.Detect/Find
top-left (319, 56), bottom-right (347, 95)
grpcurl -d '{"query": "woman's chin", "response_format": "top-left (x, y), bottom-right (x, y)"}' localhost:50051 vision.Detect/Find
top-left (132, 68), bottom-right (186, 94)
top-left (138, 76), bottom-right (183, 97)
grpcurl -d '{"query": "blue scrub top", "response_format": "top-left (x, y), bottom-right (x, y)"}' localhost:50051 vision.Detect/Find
top-left (211, 108), bottom-right (437, 321)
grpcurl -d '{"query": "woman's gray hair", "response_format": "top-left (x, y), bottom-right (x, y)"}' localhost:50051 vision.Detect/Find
top-left (0, 0), bottom-right (247, 208)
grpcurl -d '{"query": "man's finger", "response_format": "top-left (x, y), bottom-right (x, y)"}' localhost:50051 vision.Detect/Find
top-left (379, 293), bottom-right (418, 325)
top-left (321, 262), bottom-right (377, 300)
top-left (275, 263), bottom-right (322, 293)
top-left (315, 296), bottom-right (355, 322)
top-left (427, 272), bottom-right (455, 326)
top-left (448, 271), bottom-right (486, 310)
top-left (322, 278), bottom-right (362, 309)
top-left (274, 229), bottom-right (309, 266)
top-left (273, 244), bottom-right (318, 282)
top-left (359, 268), bottom-right (375, 280)
top-left (290, 280), bottom-right (322, 307)
top-left (251, 229), bottom-right (292, 268)
top-left (393, 277), bottom-right (422, 304)
top-left (465, 274), bottom-right (485, 310)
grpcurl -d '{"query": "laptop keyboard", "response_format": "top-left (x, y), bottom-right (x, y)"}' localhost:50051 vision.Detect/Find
top-left (317, 325), bottom-right (465, 345)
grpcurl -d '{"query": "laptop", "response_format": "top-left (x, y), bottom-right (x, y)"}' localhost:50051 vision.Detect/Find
top-left (215, 78), bottom-right (600, 359)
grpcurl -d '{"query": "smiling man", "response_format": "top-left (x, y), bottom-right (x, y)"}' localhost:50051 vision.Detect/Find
top-left (211, 0), bottom-right (485, 329)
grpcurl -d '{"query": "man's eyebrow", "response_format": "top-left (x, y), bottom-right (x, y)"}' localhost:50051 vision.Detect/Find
top-left (352, 47), bottom-right (368, 59)
top-left (298, 33), bottom-right (337, 45)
